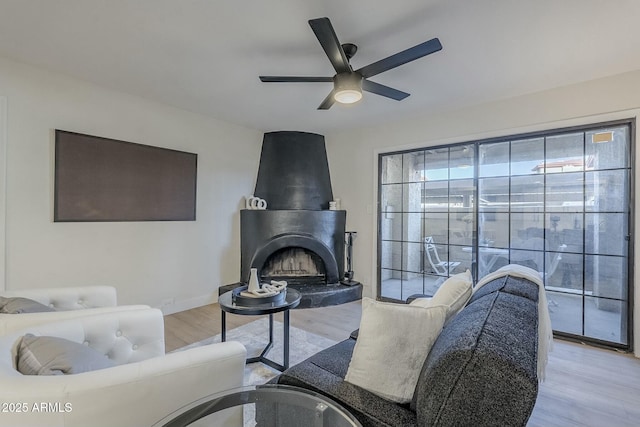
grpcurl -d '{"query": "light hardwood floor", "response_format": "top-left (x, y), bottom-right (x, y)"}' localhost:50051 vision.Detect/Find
top-left (164, 301), bottom-right (640, 427)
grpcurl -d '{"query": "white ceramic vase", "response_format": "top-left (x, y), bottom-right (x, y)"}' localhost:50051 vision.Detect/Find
top-left (248, 268), bottom-right (260, 292)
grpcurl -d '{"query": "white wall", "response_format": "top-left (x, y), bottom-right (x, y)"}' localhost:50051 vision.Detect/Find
top-left (327, 70), bottom-right (640, 356)
top-left (0, 56), bottom-right (262, 313)
top-left (0, 95), bottom-right (6, 291)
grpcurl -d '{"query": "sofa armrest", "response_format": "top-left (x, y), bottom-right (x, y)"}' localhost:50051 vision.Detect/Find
top-left (0, 341), bottom-right (247, 427)
top-left (0, 305), bottom-right (150, 335)
top-left (0, 308), bottom-right (166, 366)
top-left (0, 286), bottom-right (118, 310)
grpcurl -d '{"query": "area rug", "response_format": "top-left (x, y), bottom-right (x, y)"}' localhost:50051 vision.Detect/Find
top-left (172, 320), bottom-right (339, 426)
top-left (174, 318), bottom-right (338, 385)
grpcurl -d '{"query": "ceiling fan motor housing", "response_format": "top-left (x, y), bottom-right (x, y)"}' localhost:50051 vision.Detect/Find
top-left (341, 43), bottom-right (358, 60)
top-left (334, 72), bottom-right (363, 90)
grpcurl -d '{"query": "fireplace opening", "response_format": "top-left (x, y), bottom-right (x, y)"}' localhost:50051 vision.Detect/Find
top-left (261, 247), bottom-right (326, 285)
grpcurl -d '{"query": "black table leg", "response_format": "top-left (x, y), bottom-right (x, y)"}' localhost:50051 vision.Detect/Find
top-left (243, 312), bottom-right (291, 372)
top-left (284, 309), bottom-right (290, 369)
top-left (221, 310), bottom-right (226, 342)
top-left (268, 313), bottom-right (274, 347)
top-left (248, 314), bottom-right (275, 366)
top-left (222, 309), bottom-right (292, 372)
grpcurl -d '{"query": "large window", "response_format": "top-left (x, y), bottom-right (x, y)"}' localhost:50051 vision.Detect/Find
top-left (378, 120), bottom-right (633, 348)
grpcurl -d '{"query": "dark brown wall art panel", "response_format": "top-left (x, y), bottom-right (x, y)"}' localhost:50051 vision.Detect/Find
top-left (54, 130), bottom-right (197, 222)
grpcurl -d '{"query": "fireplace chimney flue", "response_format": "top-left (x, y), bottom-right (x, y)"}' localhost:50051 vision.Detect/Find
top-left (253, 131), bottom-right (333, 210)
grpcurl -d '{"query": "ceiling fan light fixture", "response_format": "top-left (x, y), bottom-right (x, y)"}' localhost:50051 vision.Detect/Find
top-left (333, 73), bottom-right (363, 104)
top-left (334, 89), bottom-right (362, 104)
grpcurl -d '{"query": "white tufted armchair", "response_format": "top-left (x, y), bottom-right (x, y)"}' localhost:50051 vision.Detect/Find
top-left (0, 308), bottom-right (247, 427)
top-left (0, 286), bottom-right (149, 335)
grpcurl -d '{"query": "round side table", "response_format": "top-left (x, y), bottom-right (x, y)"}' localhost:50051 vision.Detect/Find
top-left (218, 288), bottom-right (301, 371)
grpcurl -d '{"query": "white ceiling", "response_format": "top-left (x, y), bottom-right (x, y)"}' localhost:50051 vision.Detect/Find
top-left (1, 1), bottom-right (640, 134)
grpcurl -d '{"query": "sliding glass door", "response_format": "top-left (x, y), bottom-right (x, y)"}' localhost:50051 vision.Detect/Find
top-left (378, 120), bottom-right (633, 348)
top-left (379, 145), bottom-right (476, 300)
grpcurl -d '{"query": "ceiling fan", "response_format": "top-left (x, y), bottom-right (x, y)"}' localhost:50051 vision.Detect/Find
top-left (259, 17), bottom-right (442, 110)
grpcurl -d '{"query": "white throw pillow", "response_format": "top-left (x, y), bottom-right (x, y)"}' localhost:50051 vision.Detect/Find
top-left (411, 269), bottom-right (473, 320)
top-left (345, 298), bottom-right (447, 403)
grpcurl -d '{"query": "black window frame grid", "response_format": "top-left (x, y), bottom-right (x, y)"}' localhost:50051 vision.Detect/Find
top-left (377, 119), bottom-right (635, 350)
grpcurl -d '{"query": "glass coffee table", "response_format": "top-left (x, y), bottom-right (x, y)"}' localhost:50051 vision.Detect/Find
top-left (153, 384), bottom-right (362, 427)
top-left (218, 288), bottom-right (301, 371)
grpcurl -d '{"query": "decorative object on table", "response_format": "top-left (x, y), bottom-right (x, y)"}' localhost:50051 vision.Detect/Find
top-left (235, 277), bottom-right (289, 305)
top-left (245, 195), bottom-right (267, 210)
top-left (329, 201), bottom-right (338, 210)
top-left (341, 231), bottom-right (358, 285)
top-left (233, 286), bottom-right (286, 306)
top-left (264, 280), bottom-right (287, 293)
top-left (247, 268), bottom-right (261, 293)
top-left (245, 269), bottom-right (285, 295)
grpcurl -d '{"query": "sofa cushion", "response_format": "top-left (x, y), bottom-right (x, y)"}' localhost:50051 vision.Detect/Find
top-left (270, 339), bottom-right (417, 427)
top-left (412, 275), bottom-right (539, 426)
top-left (17, 334), bottom-right (116, 375)
top-left (410, 269), bottom-right (473, 320)
top-left (345, 298), bottom-right (447, 403)
top-left (0, 297), bottom-right (56, 314)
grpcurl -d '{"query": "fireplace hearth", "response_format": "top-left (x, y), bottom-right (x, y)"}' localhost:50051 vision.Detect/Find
top-left (219, 131), bottom-right (362, 308)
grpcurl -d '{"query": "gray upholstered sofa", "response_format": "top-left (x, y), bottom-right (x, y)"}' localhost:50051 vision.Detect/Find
top-left (265, 274), bottom-right (540, 427)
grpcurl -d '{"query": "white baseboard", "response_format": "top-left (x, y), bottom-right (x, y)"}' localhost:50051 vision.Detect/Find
top-left (157, 293), bottom-right (217, 315)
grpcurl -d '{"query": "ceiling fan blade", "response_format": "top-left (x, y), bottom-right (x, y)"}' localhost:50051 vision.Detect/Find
top-left (318, 90), bottom-right (336, 110)
top-left (259, 76), bottom-right (333, 83)
top-left (357, 38), bottom-right (442, 79)
top-left (362, 79), bottom-right (410, 101)
top-left (308, 17), bottom-right (351, 74)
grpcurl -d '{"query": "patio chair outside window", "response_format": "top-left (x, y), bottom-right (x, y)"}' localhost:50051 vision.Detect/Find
top-left (546, 243), bottom-right (567, 279)
top-left (424, 236), bottom-right (461, 275)
top-left (510, 239), bottom-right (567, 279)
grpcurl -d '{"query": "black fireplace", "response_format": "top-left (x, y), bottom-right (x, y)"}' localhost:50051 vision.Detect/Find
top-left (221, 131), bottom-right (362, 308)
top-left (241, 210), bottom-right (345, 285)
